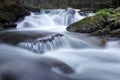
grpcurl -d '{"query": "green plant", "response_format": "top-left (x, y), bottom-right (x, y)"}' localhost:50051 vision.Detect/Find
top-left (96, 9), bottom-right (111, 19)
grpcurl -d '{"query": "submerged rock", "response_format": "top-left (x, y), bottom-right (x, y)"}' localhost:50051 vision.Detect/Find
top-left (0, 30), bottom-right (63, 44)
top-left (99, 37), bottom-right (108, 46)
top-left (67, 9), bottom-right (120, 38)
top-left (0, 30), bottom-right (64, 53)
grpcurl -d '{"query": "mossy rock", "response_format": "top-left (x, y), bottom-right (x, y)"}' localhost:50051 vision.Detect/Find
top-left (67, 10), bottom-right (107, 33)
top-left (110, 29), bottom-right (120, 37)
top-left (67, 8), bottom-right (120, 37)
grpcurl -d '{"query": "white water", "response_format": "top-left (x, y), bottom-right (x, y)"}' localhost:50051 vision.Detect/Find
top-left (17, 8), bottom-right (85, 32)
top-left (16, 8), bottom-right (120, 80)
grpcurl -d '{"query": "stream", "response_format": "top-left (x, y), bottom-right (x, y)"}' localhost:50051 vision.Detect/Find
top-left (0, 8), bottom-right (120, 80)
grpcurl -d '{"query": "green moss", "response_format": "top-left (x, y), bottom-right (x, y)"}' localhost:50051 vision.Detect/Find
top-left (95, 9), bottom-right (111, 18)
top-left (79, 9), bottom-right (120, 26)
top-left (68, 8), bottom-right (120, 33)
top-left (95, 9), bottom-right (120, 19)
top-left (76, 9), bottom-right (119, 27)
top-left (80, 17), bottom-right (92, 24)
top-left (74, 14), bottom-right (104, 28)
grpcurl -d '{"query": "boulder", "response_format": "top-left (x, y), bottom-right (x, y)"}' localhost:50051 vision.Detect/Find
top-left (67, 17), bottom-right (103, 33)
top-left (67, 9), bottom-right (120, 38)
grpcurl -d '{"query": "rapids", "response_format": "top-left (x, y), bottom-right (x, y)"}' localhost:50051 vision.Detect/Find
top-left (1, 8), bottom-right (120, 80)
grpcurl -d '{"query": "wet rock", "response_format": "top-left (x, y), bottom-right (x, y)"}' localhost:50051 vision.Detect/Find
top-left (0, 30), bottom-right (64, 53)
top-left (110, 29), bottom-right (120, 37)
top-left (0, 30), bottom-right (63, 44)
top-left (67, 9), bottom-right (120, 38)
top-left (113, 18), bottom-right (120, 30)
top-left (99, 37), bottom-right (108, 46)
top-left (2, 23), bottom-right (17, 29)
top-left (67, 16), bottom-right (103, 33)
top-left (66, 8), bottom-right (75, 15)
top-left (91, 26), bottom-right (111, 36)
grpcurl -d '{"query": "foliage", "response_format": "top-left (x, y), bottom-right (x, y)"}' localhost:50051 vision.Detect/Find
top-left (95, 9), bottom-right (120, 19)
top-left (76, 9), bottom-right (120, 27)
top-left (96, 9), bottom-right (111, 18)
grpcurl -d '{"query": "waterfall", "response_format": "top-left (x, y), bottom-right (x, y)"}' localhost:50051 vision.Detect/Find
top-left (1, 8), bottom-right (120, 80)
top-left (16, 8), bottom-right (85, 31)
top-left (15, 8), bottom-right (92, 53)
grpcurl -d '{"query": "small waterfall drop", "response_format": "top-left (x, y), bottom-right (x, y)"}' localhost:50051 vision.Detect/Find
top-left (17, 35), bottom-right (70, 53)
top-left (16, 8), bottom-right (85, 31)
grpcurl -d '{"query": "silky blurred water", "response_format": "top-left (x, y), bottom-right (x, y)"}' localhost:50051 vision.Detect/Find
top-left (15, 8), bottom-right (120, 80)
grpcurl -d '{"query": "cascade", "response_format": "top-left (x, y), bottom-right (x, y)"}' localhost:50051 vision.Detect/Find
top-left (16, 8), bottom-right (85, 30)
top-left (1, 8), bottom-right (119, 80)
top-left (17, 35), bottom-right (69, 53)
